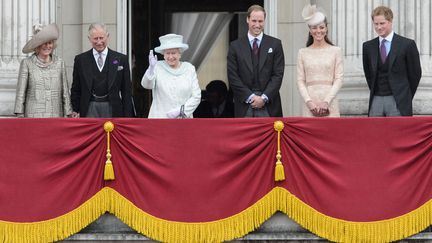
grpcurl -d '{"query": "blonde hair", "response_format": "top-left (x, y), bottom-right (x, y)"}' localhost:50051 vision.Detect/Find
top-left (371, 6), bottom-right (393, 22)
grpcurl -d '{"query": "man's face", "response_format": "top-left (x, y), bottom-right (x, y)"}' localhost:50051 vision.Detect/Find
top-left (373, 15), bottom-right (393, 38)
top-left (247, 10), bottom-right (265, 37)
top-left (89, 27), bottom-right (109, 52)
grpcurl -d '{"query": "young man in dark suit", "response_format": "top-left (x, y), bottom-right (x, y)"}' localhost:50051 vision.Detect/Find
top-left (227, 5), bottom-right (285, 117)
top-left (362, 6), bottom-right (421, 116)
top-left (71, 23), bottom-right (133, 118)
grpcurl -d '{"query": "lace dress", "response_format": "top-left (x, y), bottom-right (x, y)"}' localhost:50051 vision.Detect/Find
top-left (296, 46), bottom-right (343, 117)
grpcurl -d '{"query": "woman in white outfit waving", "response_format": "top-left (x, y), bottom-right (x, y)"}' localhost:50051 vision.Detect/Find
top-left (141, 33), bottom-right (201, 118)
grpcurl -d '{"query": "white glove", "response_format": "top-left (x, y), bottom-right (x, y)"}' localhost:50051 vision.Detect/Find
top-left (166, 108), bottom-right (181, 118)
top-left (147, 50), bottom-right (158, 76)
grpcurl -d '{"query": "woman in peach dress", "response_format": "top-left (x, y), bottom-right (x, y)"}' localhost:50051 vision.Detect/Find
top-left (297, 4), bottom-right (343, 117)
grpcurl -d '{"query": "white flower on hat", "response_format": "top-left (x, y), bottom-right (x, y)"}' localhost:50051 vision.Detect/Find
top-left (33, 23), bottom-right (44, 35)
top-left (302, 4), bottom-right (326, 26)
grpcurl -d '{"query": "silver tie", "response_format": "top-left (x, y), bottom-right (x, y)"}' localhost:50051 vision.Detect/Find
top-left (97, 53), bottom-right (103, 69)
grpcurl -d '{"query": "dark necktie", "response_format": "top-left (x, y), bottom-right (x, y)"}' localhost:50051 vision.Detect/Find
top-left (252, 38), bottom-right (259, 56)
top-left (380, 39), bottom-right (387, 63)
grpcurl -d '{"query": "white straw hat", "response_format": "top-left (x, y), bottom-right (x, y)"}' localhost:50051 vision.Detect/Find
top-left (302, 4), bottom-right (326, 26)
top-left (154, 34), bottom-right (189, 54)
top-left (22, 23), bottom-right (59, 54)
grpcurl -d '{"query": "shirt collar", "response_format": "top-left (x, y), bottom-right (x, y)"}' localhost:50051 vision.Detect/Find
top-left (93, 47), bottom-right (108, 56)
top-left (248, 32), bottom-right (264, 44)
top-left (379, 31), bottom-right (394, 43)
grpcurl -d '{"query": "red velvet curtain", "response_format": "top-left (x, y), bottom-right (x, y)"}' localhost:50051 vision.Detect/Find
top-left (1, 117), bottom-right (431, 241)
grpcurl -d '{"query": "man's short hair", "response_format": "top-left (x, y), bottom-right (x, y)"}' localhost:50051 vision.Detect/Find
top-left (247, 5), bottom-right (266, 19)
top-left (206, 80), bottom-right (228, 96)
top-left (371, 6), bottom-right (393, 22)
top-left (88, 23), bottom-right (109, 38)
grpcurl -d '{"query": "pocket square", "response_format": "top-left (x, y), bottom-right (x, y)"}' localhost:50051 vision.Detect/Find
top-left (117, 66), bottom-right (124, 71)
top-left (268, 48), bottom-right (273, 53)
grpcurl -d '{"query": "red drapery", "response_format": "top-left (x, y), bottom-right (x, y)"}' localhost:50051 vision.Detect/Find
top-left (0, 117), bottom-right (431, 242)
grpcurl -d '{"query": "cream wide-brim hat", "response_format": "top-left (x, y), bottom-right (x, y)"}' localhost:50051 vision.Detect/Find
top-left (22, 24), bottom-right (59, 54)
top-left (302, 4), bottom-right (326, 26)
top-left (154, 33), bottom-right (189, 54)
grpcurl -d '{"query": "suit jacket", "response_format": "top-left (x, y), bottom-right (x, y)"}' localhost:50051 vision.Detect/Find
top-left (71, 48), bottom-right (133, 117)
top-left (193, 100), bottom-right (234, 118)
top-left (362, 34), bottom-right (422, 116)
top-left (227, 34), bottom-right (285, 117)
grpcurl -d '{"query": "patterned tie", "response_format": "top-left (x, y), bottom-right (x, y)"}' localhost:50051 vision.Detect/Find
top-left (380, 39), bottom-right (387, 63)
top-left (252, 38), bottom-right (259, 56)
top-left (97, 53), bottom-right (103, 69)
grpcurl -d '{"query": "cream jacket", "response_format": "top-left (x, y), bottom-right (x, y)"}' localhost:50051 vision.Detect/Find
top-left (14, 54), bottom-right (72, 117)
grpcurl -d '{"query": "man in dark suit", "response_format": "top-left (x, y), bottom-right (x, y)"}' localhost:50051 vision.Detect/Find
top-left (71, 23), bottom-right (133, 118)
top-left (363, 6), bottom-right (421, 117)
top-left (193, 80), bottom-right (234, 118)
top-left (227, 5), bottom-right (285, 117)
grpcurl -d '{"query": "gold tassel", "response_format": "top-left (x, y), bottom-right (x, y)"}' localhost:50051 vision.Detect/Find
top-left (275, 161), bottom-right (285, 181)
top-left (274, 121), bottom-right (285, 181)
top-left (104, 121), bottom-right (115, 181)
top-left (104, 162), bottom-right (115, 180)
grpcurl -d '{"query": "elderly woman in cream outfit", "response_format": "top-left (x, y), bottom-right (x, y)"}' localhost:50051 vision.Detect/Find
top-left (14, 23), bottom-right (72, 117)
top-left (141, 34), bottom-right (201, 118)
top-left (297, 4), bottom-right (343, 117)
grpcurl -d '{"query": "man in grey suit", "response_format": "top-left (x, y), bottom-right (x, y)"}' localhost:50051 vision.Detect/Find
top-left (363, 6), bottom-right (421, 116)
top-left (227, 5), bottom-right (285, 117)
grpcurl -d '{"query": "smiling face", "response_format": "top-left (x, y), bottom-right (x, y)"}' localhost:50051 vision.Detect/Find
top-left (89, 27), bottom-right (109, 53)
top-left (373, 15), bottom-right (393, 38)
top-left (309, 22), bottom-right (328, 43)
top-left (163, 48), bottom-right (181, 68)
top-left (247, 10), bottom-right (265, 37)
top-left (36, 40), bottom-right (55, 57)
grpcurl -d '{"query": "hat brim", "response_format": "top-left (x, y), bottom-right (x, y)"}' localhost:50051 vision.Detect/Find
top-left (154, 43), bottom-right (189, 54)
top-left (22, 24), bottom-right (59, 54)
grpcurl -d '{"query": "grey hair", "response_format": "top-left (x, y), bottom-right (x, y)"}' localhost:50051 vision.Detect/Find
top-left (88, 23), bottom-right (109, 38)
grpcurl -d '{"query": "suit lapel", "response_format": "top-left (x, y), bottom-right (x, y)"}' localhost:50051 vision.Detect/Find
top-left (84, 50), bottom-right (95, 91)
top-left (258, 34), bottom-right (270, 71)
top-left (370, 37), bottom-right (379, 73)
top-left (106, 49), bottom-right (118, 90)
top-left (240, 37), bottom-right (253, 73)
top-left (387, 34), bottom-right (399, 70)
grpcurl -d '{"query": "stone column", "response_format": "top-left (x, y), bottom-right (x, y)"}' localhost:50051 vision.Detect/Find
top-left (330, 0), bottom-right (432, 115)
top-left (0, 0), bottom-right (56, 116)
top-left (277, 0), bottom-right (311, 116)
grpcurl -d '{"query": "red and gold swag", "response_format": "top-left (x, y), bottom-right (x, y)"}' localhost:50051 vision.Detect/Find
top-left (0, 117), bottom-right (431, 242)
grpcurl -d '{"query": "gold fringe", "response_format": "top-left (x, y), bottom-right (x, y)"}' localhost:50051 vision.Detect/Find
top-left (277, 187), bottom-right (432, 243)
top-left (0, 189), bottom-right (109, 243)
top-left (106, 187), bottom-right (280, 243)
top-left (1, 187), bottom-right (431, 242)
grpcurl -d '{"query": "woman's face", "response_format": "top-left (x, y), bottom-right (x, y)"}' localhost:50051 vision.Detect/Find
top-left (163, 48), bottom-right (181, 68)
top-left (309, 22), bottom-right (327, 42)
top-left (37, 40), bottom-right (55, 56)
